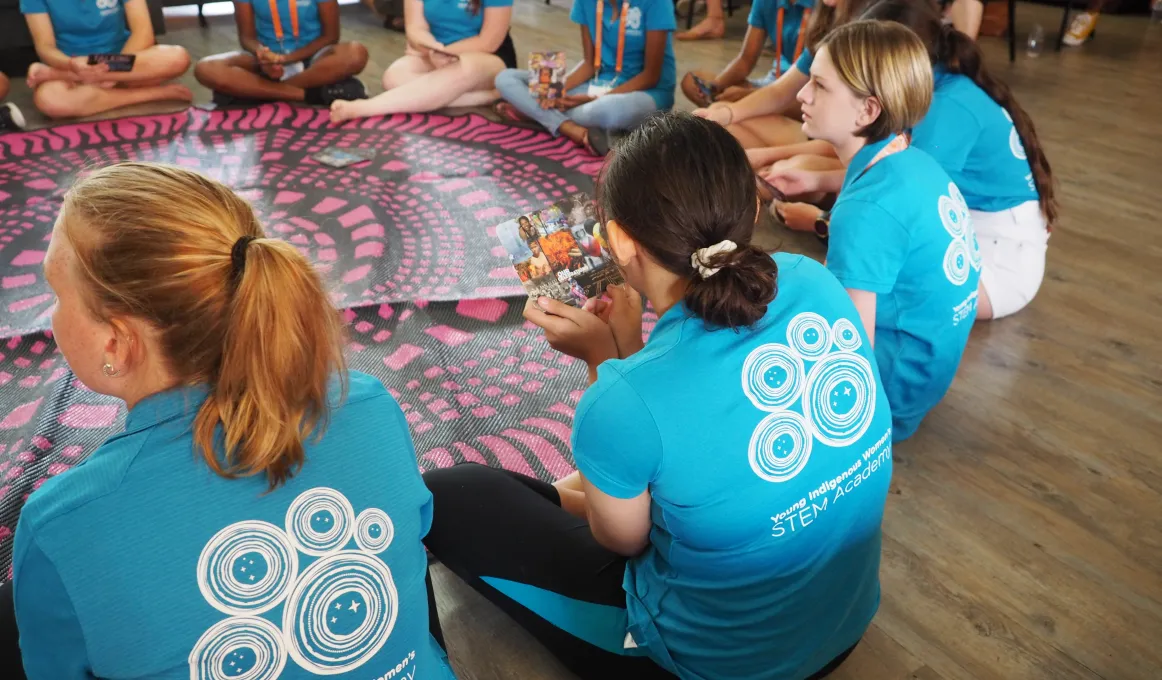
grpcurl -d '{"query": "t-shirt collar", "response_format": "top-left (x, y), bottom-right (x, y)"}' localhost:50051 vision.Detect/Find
top-left (842, 135), bottom-right (895, 192)
top-left (123, 383), bottom-right (211, 436)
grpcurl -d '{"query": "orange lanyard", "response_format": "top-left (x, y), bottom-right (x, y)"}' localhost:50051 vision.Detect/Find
top-left (594, 0), bottom-right (629, 76)
top-left (773, 6), bottom-right (810, 77)
top-left (269, 0), bottom-right (300, 49)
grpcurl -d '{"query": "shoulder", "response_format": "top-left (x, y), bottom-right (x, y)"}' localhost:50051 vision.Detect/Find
top-left (332, 371), bottom-right (407, 425)
top-left (933, 73), bottom-right (991, 121)
top-left (575, 363), bottom-right (656, 431)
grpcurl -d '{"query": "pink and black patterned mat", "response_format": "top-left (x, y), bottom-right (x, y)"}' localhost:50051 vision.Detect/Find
top-left (0, 104), bottom-right (608, 578)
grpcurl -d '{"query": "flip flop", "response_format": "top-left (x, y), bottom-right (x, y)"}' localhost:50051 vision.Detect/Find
top-left (492, 101), bottom-right (525, 123)
top-left (583, 128), bottom-right (612, 157)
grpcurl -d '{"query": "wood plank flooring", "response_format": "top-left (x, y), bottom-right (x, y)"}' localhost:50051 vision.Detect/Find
top-left (4, 3), bottom-right (1161, 678)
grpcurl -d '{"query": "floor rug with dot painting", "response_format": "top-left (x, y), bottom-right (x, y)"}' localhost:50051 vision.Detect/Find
top-left (0, 104), bottom-right (608, 578)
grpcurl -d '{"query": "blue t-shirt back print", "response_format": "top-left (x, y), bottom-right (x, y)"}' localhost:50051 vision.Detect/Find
top-left (19, 0), bottom-right (131, 57)
top-left (12, 371), bottom-right (454, 680)
top-left (912, 67), bottom-right (1039, 213)
top-left (573, 254), bottom-right (892, 680)
top-left (570, 0), bottom-right (678, 109)
top-left (826, 137), bottom-right (981, 441)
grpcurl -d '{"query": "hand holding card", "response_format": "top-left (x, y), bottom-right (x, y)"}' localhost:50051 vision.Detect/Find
top-left (88, 53), bottom-right (136, 72)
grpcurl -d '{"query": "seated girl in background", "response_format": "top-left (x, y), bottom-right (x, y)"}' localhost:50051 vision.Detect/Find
top-left (693, 0), bottom-right (865, 154)
top-left (680, 0), bottom-right (814, 107)
top-left (194, 0), bottom-right (370, 107)
top-left (330, 0), bottom-right (515, 123)
top-left (20, 0), bottom-right (190, 119)
top-left (800, 19), bottom-right (980, 440)
top-left (493, 0), bottom-right (676, 156)
top-left (423, 112), bottom-right (893, 680)
top-left (775, 0), bottom-right (1055, 319)
top-left (2, 164), bottom-right (452, 679)
top-left (0, 73), bottom-right (25, 131)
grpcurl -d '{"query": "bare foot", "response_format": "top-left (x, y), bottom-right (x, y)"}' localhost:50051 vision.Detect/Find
top-left (330, 99), bottom-right (359, 124)
top-left (26, 63), bottom-right (56, 88)
top-left (164, 84), bottom-right (195, 102)
top-left (677, 16), bottom-right (726, 41)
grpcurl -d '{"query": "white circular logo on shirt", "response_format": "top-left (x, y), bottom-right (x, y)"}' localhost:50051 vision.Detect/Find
top-left (190, 489), bottom-right (400, 679)
top-left (740, 315), bottom-right (877, 483)
top-left (938, 182), bottom-right (981, 287)
top-left (626, 6), bottom-right (643, 30)
top-left (95, 0), bottom-right (119, 9)
top-left (1001, 108), bottom-right (1027, 160)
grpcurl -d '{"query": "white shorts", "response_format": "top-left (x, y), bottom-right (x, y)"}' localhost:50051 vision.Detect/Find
top-left (970, 200), bottom-right (1049, 319)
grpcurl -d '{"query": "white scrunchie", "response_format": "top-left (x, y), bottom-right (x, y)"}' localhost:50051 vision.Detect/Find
top-left (690, 240), bottom-right (738, 279)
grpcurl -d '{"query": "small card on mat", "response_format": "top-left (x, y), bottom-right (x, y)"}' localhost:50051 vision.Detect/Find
top-left (311, 147), bottom-right (376, 168)
top-left (495, 193), bottom-right (624, 308)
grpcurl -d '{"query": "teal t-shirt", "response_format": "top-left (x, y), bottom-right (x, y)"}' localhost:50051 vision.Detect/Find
top-left (912, 66), bottom-right (1040, 213)
top-left (794, 45), bottom-right (813, 74)
top-left (13, 371), bottom-right (454, 680)
top-left (574, 253), bottom-right (893, 680)
top-left (748, 0), bottom-right (813, 74)
top-left (570, 0), bottom-right (678, 109)
top-left (20, 0), bottom-right (130, 57)
top-left (826, 137), bottom-right (981, 441)
top-left (423, 0), bottom-right (513, 48)
top-left (236, 0), bottom-right (325, 55)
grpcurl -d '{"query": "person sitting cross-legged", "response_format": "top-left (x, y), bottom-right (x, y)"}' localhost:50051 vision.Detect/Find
top-left (21, 0), bottom-right (191, 120)
top-left (194, 0), bottom-right (369, 107)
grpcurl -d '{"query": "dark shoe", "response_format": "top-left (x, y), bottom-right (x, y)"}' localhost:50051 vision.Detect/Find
top-left (585, 127), bottom-right (612, 156)
top-left (0, 103), bottom-right (26, 132)
top-left (210, 91), bottom-right (267, 108)
top-left (308, 78), bottom-right (368, 107)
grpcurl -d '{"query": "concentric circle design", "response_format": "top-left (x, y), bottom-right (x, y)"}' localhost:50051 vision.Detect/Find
top-left (1009, 127), bottom-right (1027, 160)
top-left (188, 616), bottom-right (287, 680)
top-left (285, 487), bottom-right (356, 556)
top-left (741, 343), bottom-right (806, 412)
top-left (939, 195), bottom-right (968, 239)
top-left (283, 551), bottom-right (399, 674)
top-left (354, 508), bottom-right (394, 553)
top-left (802, 352), bottom-right (877, 447)
top-left (786, 312), bottom-right (831, 360)
top-left (831, 318), bottom-right (862, 352)
top-left (943, 238), bottom-right (971, 286)
top-left (196, 521), bottom-right (298, 615)
top-left (748, 411), bottom-right (813, 483)
top-left (968, 230), bottom-right (982, 271)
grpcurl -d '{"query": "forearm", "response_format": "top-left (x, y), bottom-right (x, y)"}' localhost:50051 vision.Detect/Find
top-left (817, 168), bottom-right (845, 194)
top-left (730, 77), bottom-right (798, 122)
top-left (711, 55), bottom-right (754, 90)
top-left (121, 30), bottom-right (155, 53)
top-left (446, 33), bottom-right (504, 55)
top-left (36, 45), bottom-right (74, 70)
top-left (239, 35), bottom-right (264, 54)
top-left (565, 62), bottom-right (595, 91)
top-left (282, 35), bottom-right (337, 63)
top-left (609, 70), bottom-right (659, 96)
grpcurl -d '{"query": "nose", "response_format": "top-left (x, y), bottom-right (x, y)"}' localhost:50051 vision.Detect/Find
top-left (797, 82), bottom-right (811, 106)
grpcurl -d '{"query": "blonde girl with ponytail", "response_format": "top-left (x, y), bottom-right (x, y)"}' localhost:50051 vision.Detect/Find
top-left (5, 163), bottom-right (454, 680)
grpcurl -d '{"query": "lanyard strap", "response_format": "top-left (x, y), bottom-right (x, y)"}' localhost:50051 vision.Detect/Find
top-left (773, 6), bottom-right (810, 78)
top-left (851, 134), bottom-right (909, 186)
top-left (269, 0), bottom-right (300, 46)
top-left (594, 0), bottom-right (629, 76)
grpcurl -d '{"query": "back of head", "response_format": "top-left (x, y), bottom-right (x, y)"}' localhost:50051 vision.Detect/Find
top-left (861, 0), bottom-right (1058, 225)
top-left (597, 112), bottom-right (778, 330)
top-left (820, 19), bottom-right (934, 141)
top-left (63, 162), bottom-right (347, 489)
top-left (803, 0), bottom-right (877, 53)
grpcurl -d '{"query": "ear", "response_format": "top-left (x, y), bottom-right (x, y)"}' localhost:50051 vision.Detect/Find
top-left (605, 220), bottom-right (637, 265)
top-left (104, 316), bottom-right (144, 375)
top-left (857, 95), bottom-right (883, 130)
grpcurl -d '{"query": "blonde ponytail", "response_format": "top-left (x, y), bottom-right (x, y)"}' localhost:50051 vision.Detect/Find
top-left (63, 163), bottom-right (347, 489)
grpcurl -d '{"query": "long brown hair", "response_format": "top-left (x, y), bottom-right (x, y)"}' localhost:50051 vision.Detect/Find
top-left (63, 163), bottom-right (347, 489)
top-left (820, 20), bottom-right (933, 142)
top-left (803, 0), bottom-right (875, 52)
top-left (861, 0), bottom-right (1057, 226)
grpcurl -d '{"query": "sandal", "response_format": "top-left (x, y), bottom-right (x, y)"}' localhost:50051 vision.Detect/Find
top-left (492, 101), bottom-right (526, 123)
top-left (583, 127), bottom-right (612, 157)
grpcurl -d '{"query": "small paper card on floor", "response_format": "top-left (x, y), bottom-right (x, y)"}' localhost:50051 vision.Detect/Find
top-left (311, 147), bottom-right (376, 168)
top-left (495, 193), bottom-right (624, 307)
top-left (528, 51), bottom-right (567, 102)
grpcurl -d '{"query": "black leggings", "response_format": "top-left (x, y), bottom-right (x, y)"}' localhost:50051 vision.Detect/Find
top-left (423, 464), bottom-right (856, 680)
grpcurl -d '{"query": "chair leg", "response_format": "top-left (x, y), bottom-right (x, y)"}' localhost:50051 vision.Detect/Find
top-left (1056, 0), bottom-right (1074, 50)
top-left (197, 2), bottom-right (207, 27)
top-left (726, 0), bottom-right (734, 17)
top-left (687, 0), bottom-right (695, 29)
top-left (1008, 0), bottom-right (1016, 62)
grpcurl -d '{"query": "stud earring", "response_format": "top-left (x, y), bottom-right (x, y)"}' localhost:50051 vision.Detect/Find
top-left (101, 363), bottom-right (120, 377)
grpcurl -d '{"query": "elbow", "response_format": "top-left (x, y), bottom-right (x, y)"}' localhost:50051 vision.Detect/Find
top-left (643, 68), bottom-right (662, 91)
top-left (592, 527), bottom-right (649, 557)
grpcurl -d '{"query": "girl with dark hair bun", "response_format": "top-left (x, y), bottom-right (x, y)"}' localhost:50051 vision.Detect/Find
top-left (422, 111), bottom-right (894, 680)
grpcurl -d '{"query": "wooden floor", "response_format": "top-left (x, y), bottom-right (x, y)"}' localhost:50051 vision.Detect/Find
top-left (6, 3), bottom-right (1162, 678)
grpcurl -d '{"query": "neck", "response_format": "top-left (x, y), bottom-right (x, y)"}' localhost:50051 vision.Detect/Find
top-left (834, 135), bottom-right (868, 167)
top-left (641, 273), bottom-right (688, 320)
top-left (118, 364), bottom-right (180, 411)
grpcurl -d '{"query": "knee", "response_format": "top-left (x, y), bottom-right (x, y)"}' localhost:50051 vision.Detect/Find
top-left (155, 45), bottom-right (191, 77)
top-left (494, 68), bottom-right (524, 92)
top-left (339, 42), bottom-right (369, 76)
top-left (0, 73), bottom-right (9, 101)
top-left (193, 57), bottom-right (222, 88)
top-left (382, 60), bottom-right (412, 90)
top-left (33, 84), bottom-right (78, 119)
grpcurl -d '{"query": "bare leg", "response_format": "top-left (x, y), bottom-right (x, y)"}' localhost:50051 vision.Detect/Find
top-left (717, 84), bottom-right (755, 103)
top-left (727, 113), bottom-right (808, 150)
top-left (27, 44), bottom-right (190, 87)
top-left (975, 280), bottom-right (994, 321)
top-left (331, 52), bottom-right (505, 122)
top-left (381, 52), bottom-right (436, 91)
top-left (195, 51), bottom-right (304, 101)
top-left (947, 0), bottom-right (984, 39)
top-left (282, 42), bottom-right (369, 90)
top-left (553, 471), bottom-right (588, 519)
top-left (32, 80), bottom-right (192, 119)
top-left (678, 0), bottom-right (726, 40)
top-left (0, 72), bottom-right (9, 101)
top-left (446, 88), bottom-right (500, 108)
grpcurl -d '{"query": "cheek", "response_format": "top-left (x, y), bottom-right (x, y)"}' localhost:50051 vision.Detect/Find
top-left (51, 300), bottom-right (100, 369)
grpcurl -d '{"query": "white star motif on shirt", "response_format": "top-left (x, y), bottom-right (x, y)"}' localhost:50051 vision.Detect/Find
top-left (349, 600), bottom-right (361, 613)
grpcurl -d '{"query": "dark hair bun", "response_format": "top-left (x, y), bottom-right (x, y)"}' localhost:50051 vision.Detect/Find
top-left (687, 244), bottom-right (778, 329)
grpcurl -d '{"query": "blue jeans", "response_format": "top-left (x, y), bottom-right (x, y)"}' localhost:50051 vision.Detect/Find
top-left (494, 69), bottom-right (659, 136)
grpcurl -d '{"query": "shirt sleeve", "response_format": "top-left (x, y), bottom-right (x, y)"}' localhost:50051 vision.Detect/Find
top-left (644, 0), bottom-right (677, 32)
top-left (233, 0), bottom-right (252, 7)
top-left (911, 96), bottom-right (980, 174)
top-left (19, 0), bottom-right (48, 14)
top-left (571, 366), bottom-right (662, 499)
top-left (747, 0), bottom-right (769, 31)
top-left (483, 0), bottom-right (513, 9)
top-left (825, 199), bottom-right (911, 295)
top-left (569, 0), bottom-right (586, 24)
top-left (382, 393), bottom-right (434, 539)
top-left (794, 47), bottom-right (813, 75)
top-left (12, 524), bottom-right (90, 679)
